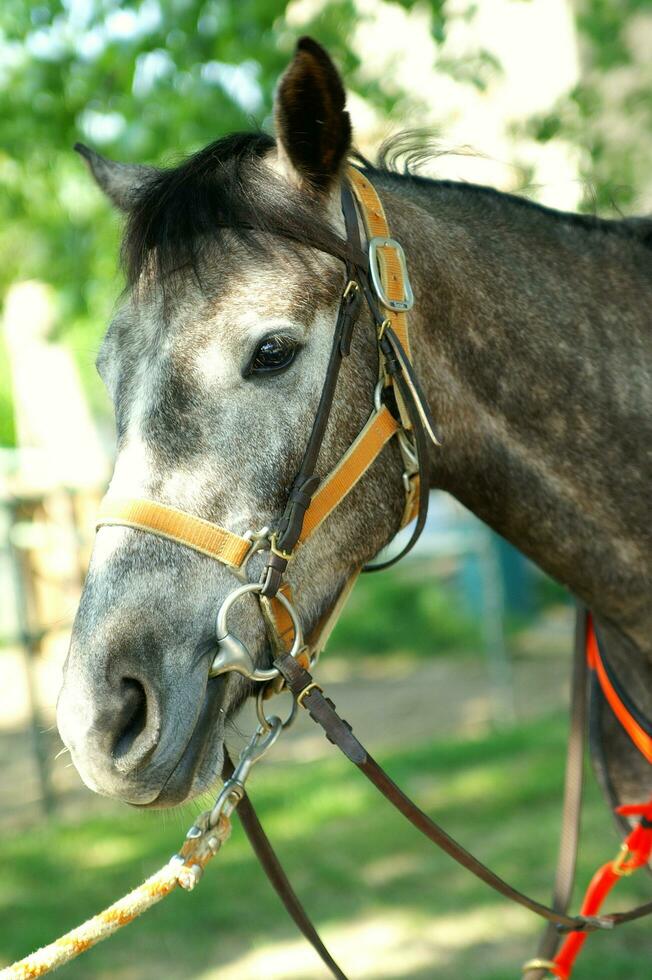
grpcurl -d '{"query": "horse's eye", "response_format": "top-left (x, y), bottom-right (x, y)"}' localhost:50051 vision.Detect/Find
top-left (246, 335), bottom-right (299, 377)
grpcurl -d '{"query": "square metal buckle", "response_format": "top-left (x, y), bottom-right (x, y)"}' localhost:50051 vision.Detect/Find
top-left (368, 236), bottom-right (414, 312)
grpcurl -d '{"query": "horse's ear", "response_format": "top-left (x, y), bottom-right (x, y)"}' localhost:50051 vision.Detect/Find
top-left (274, 37), bottom-right (352, 194)
top-left (74, 143), bottom-right (158, 211)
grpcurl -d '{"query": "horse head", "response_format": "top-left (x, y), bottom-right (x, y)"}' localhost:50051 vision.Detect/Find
top-left (57, 39), bottom-right (411, 806)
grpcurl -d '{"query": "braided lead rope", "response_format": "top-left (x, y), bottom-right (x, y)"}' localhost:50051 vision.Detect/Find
top-left (0, 812), bottom-right (232, 980)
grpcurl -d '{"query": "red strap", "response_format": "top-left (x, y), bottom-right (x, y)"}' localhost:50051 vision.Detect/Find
top-left (547, 617), bottom-right (652, 978)
top-left (550, 804), bottom-right (652, 979)
top-left (586, 615), bottom-right (652, 765)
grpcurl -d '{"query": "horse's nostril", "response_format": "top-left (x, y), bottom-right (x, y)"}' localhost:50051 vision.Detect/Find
top-left (112, 678), bottom-right (160, 774)
top-left (114, 678), bottom-right (146, 748)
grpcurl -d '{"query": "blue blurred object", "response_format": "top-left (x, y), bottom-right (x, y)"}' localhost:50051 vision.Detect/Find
top-left (495, 535), bottom-right (534, 616)
top-left (383, 492), bottom-right (516, 725)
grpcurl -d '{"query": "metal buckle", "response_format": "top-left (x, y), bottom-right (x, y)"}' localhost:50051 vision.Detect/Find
top-left (296, 681), bottom-right (322, 707)
top-left (377, 318), bottom-right (391, 341)
top-left (522, 958), bottom-right (560, 977)
top-left (269, 532), bottom-right (293, 562)
top-left (368, 236), bottom-right (414, 312)
top-left (612, 841), bottom-right (637, 877)
top-left (232, 526), bottom-right (271, 583)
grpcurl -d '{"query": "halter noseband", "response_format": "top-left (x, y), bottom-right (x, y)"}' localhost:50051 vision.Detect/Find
top-left (96, 166), bottom-right (440, 676)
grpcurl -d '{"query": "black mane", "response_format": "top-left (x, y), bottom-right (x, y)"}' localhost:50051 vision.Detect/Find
top-left (363, 131), bottom-right (652, 250)
top-left (123, 129), bottom-right (652, 290)
top-left (122, 132), bottom-right (350, 288)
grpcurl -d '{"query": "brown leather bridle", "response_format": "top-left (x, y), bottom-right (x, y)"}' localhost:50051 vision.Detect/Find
top-left (97, 165), bottom-right (440, 675)
top-left (94, 168), bottom-right (652, 980)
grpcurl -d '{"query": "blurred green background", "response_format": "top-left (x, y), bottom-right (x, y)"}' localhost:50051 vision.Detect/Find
top-left (1, 1), bottom-right (651, 977)
top-left (1, 0), bottom-right (651, 448)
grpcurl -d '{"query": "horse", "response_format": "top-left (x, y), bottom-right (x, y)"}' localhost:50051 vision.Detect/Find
top-left (57, 34), bottom-right (651, 855)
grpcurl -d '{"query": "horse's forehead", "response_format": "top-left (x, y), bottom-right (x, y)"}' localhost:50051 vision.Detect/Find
top-left (121, 245), bottom-right (342, 357)
top-left (107, 247), bottom-right (342, 471)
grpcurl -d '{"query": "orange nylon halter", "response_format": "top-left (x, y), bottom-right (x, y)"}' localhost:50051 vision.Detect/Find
top-left (96, 404), bottom-right (401, 570)
top-left (96, 167), bottom-right (420, 655)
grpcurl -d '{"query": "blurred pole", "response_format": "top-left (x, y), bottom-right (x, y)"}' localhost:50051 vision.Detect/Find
top-left (478, 530), bottom-right (515, 727)
top-left (6, 499), bottom-right (55, 818)
top-left (3, 281), bottom-right (109, 491)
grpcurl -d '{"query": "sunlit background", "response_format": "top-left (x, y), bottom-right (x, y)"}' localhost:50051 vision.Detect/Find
top-left (1, 1), bottom-right (651, 977)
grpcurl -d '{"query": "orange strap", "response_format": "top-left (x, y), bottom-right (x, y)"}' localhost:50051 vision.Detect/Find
top-left (348, 167), bottom-right (411, 357)
top-left (299, 405), bottom-right (398, 543)
top-left (545, 621), bottom-right (652, 978)
top-left (96, 498), bottom-right (251, 568)
top-left (96, 172), bottom-right (412, 591)
top-left (97, 408), bottom-right (399, 566)
top-left (263, 583), bottom-right (296, 650)
top-left (95, 503), bottom-right (295, 654)
top-left (586, 618), bottom-right (652, 765)
top-left (550, 797), bottom-right (652, 979)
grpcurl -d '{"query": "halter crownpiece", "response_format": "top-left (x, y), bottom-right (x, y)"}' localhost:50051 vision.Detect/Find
top-left (96, 165), bottom-right (439, 675)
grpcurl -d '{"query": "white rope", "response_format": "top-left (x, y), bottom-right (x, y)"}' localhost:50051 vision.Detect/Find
top-left (0, 813), bottom-right (231, 979)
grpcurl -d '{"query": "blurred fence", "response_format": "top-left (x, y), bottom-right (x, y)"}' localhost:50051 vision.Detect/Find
top-left (0, 476), bottom-right (100, 816)
top-left (1, 281), bottom-right (108, 819)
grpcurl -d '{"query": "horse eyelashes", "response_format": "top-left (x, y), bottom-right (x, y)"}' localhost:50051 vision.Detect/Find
top-left (245, 334), bottom-right (300, 377)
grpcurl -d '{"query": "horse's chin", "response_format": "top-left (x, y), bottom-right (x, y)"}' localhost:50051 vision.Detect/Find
top-left (133, 766), bottom-right (223, 809)
top-left (133, 731), bottom-right (225, 809)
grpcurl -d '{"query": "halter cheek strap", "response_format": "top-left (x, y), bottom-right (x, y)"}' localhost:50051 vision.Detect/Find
top-left (347, 168), bottom-right (411, 354)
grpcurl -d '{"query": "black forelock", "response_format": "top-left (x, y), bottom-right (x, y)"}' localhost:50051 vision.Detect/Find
top-left (121, 127), bottom-right (651, 299)
top-left (121, 131), bottom-right (351, 291)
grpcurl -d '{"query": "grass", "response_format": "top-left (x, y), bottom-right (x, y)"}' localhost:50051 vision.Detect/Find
top-left (330, 566), bottom-right (481, 659)
top-left (1, 713), bottom-right (652, 978)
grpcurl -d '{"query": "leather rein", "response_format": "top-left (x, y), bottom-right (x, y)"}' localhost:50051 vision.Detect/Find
top-left (94, 168), bottom-right (652, 979)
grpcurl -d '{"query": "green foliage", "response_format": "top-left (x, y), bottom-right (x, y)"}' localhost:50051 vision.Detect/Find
top-left (390, 0), bottom-right (447, 43)
top-left (2, 713), bottom-right (652, 977)
top-left (523, 1), bottom-right (652, 216)
top-left (437, 47), bottom-right (503, 92)
top-left (577, 0), bottom-right (652, 70)
top-left (1, 1), bottom-right (650, 452)
top-left (331, 566), bottom-right (481, 658)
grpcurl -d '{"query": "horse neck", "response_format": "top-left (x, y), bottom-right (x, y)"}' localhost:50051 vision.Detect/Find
top-left (378, 172), bottom-right (652, 650)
